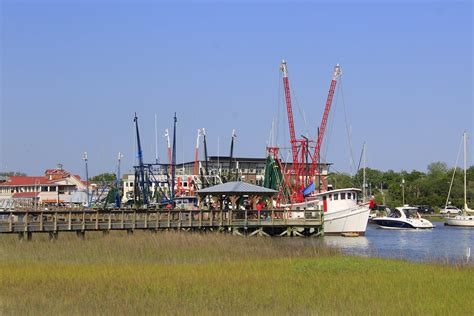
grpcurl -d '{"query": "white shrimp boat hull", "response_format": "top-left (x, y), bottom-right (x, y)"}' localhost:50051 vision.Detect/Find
top-left (323, 205), bottom-right (370, 236)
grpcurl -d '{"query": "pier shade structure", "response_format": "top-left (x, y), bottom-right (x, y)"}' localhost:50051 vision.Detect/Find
top-left (0, 182), bottom-right (323, 239)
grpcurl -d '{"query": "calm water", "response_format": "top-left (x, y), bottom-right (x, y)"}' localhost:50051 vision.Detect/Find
top-left (322, 223), bottom-right (474, 263)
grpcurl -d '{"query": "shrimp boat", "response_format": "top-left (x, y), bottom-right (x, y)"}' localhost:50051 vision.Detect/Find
top-left (287, 188), bottom-right (370, 236)
top-left (445, 132), bottom-right (474, 227)
top-left (265, 60), bottom-right (370, 236)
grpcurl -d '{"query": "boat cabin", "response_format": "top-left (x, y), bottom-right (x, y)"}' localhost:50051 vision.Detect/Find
top-left (317, 188), bottom-right (362, 213)
top-left (289, 188), bottom-right (362, 218)
top-left (389, 206), bottom-right (420, 219)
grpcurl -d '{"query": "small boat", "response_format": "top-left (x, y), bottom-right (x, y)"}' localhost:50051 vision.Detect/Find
top-left (372, 206), bottom-right (434, 229)
top-left (445, 132), bottom-right (474, 227)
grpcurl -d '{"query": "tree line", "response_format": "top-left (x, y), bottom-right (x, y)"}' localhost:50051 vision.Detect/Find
top-left (327, 162), bottom-right (474, 209)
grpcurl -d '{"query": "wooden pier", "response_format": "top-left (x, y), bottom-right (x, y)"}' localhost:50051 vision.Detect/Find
top-left (0, 209), bottom-right (324, 240)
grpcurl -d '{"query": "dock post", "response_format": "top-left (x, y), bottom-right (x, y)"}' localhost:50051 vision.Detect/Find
top-left (76, 231), bottom-right (85, 240)
top-left (8, 214), bottom-right (13, 232)
top-left (39, 212), bottom-right (44, 231)
top-left (49, 231), bottom-right (58, 241)
top-left (108, 212), bottom-right (112, 230)
top-left (81, 212), bottom-right (86, 232)
top-left (155, 210), bottom-right (160, 230)
top-left (132, 210), bottom-right (136, 231)
top-left (53, 212), bottom-right (58, 233)
top-left (26, 231), bottom-right (33, 241)
top-left (245, 209), bottom-right (248, 228)
top-left (24, 212), bottom-right (29, 233)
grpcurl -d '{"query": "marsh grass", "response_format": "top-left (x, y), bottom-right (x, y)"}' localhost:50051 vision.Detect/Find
top-left (1, 231), bottom-right (473, 315)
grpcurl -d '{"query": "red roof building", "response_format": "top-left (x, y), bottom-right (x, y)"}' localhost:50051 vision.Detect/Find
top-left (0, 165), bottom-right (88, 204)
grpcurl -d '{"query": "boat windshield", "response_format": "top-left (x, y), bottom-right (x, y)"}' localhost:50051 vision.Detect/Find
top-left (403, 208), bottom-right (418, 218)
top-left (388, 209), bottom-right (402, 218)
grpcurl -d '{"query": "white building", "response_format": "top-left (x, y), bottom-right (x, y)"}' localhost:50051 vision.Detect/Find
top-left (0, 165), bottom-right (89, 205)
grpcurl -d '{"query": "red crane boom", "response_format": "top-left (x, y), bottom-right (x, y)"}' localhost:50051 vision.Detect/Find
top-left (309, 64), bottom-right (342, 184)
top-left (280, 60), bottom-right (304, 201)
top-left (280, 60), bottom-right (299, 164)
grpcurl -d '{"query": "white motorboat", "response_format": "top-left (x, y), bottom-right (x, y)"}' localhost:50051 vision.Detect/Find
top-left (372, 206), bottom-right (434, 229)
top-left (445, 132), bottom-right (474, 227)
top-left (289, 188), bottom-right (370, 236)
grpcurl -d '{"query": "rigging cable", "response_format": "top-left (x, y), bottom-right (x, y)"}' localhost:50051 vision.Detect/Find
top-left (276, 68), bottom-right (282, 148)
top-left (290, 81), bottom-right (310, 138)
top-left (339, 78), bottom-right (356, 176)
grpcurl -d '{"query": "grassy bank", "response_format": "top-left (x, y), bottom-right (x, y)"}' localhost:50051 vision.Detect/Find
top-left (1, 231), bottom-right (472, 315)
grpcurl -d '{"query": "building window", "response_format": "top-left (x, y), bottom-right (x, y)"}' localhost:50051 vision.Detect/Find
top-left (341, 193), bottom-right (346, 200)
top-left (333, 194), bottom-right (339, 200)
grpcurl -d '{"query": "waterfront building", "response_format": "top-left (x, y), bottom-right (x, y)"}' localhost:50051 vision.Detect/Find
top-left (0, 164), bottom-right (89, 205)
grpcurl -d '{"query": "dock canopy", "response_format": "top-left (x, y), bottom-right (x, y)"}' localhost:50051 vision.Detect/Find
top-left (196, 181), bottom-right (277, 196)
top-left (196, 181), bottom-right (277, 210)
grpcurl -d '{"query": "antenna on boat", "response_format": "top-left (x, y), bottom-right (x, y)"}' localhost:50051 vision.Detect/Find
top-left (463, 131), bottom-right (467, 212)
top-left (154, 114), bottom-right (158, 164)
top-left (362, 142), bottom-right (367, 201)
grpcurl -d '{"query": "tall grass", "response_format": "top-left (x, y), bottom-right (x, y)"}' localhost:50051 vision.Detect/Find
top-left (1, 231), bottom-right (473, 315)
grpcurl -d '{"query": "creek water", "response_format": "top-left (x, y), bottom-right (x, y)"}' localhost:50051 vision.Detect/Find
top-left (321, 223), bottom-right (474, 264)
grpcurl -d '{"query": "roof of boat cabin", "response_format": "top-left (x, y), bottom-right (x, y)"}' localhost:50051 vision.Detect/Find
top-left (315, 188), bottom-right (362, 196)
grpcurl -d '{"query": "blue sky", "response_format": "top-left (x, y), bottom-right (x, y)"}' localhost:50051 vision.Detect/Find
top-left (1, 0), bottom-right (472, 177)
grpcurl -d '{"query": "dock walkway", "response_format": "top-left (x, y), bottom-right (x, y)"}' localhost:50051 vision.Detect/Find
top-left (0, 209), bottom-right (324, 240)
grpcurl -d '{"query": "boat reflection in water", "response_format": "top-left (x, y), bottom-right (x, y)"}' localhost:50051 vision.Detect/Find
top-left (323, 235), bottom-right (370, 256)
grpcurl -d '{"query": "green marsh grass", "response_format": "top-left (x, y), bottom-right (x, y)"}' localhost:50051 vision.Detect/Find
top-left (0, 231), bottom-right (472, 315)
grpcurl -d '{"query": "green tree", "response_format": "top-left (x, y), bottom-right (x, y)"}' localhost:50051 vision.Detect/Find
top-left (0, 171), bottom-right (27, 176)
top-left (427, 162), bottom-right (448, 176)
top-left (327, 172), bottom-right (353, 189)
top-left (328, 161), bottom-right (473, 209)
top-left (90, 173), bottom-right (117, 183)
